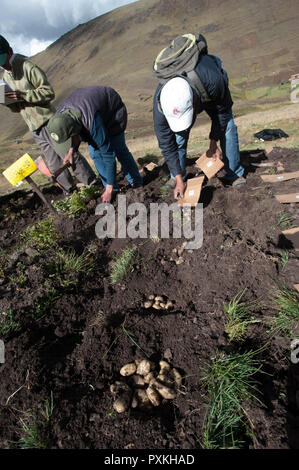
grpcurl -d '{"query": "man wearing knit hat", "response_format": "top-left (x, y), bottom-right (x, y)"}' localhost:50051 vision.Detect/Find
top-left (153, 36), bottom-right (245, 199)
top-left (0, 35), bottom-right (96, 194)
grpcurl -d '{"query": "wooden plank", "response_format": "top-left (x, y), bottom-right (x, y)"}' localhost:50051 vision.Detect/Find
top-left (260, 171), bottom-right (299, 183)
top-left (275, 193), bottom-right (299, 203)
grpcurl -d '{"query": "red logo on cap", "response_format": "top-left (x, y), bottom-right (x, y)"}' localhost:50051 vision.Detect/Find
top-left (173, 108), bottom-right (180, 115)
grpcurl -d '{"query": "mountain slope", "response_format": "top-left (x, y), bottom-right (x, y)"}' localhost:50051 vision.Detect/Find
top-left (0, 0), bottom-right (298, 143)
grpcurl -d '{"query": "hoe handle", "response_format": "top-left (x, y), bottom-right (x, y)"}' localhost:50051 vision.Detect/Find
top-left (26, 175), bottom-right (57, 214)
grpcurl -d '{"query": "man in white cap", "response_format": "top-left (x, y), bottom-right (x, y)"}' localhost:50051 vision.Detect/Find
top-left (153, 53), bottom-right (245, 199)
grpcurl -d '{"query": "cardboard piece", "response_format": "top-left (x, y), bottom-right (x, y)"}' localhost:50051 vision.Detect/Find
top-left (294, 284), bottom-right (299, 293)
top-left (2, 153), bottom-right (37, 186)
top-left (195, 153), bottom-right (224, 179)
top-left (254, 162), bottom-right (276, 168)
top-left (282, 227), bottom-right (299, 252)
top-left (145, 162), bottom-right (158, 171)
top-left (275, 193), bottom-right (299, 203)
top-left (260, 171), bottom-right (299, 183)
top-left (178, 176), bottom-right (205, 207)
top-left (0, 80), bottom-right (23, 105)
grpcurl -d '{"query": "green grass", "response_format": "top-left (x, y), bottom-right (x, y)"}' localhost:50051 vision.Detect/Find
top-left (21, 217), bottom-right (60, 250)
top-left (225, 291), bottom-right (259, 342)
top-left (0, 309), bottom-right (21, 336)
top-left (280, 251), bottom-right (289, 269)
top-left (201, 350), bottom-right (263, 449)
top-left (109, 245), bottom-right (138, 284)
top-left (278, 213), bottom-right (294, 229)
top-left (57, 248), bottom-right (95, 274)
top-left (34, 288), bottom-right (61, 320)
top-left (15, 393), bottom-right (54, 449)
top-left (270, 287), bottom-right (299, 337)
top-left (52, 185), bottom-right (101, 216)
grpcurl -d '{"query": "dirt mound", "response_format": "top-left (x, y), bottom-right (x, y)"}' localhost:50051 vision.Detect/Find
top-left (0, 147), bottom-right (298, 449)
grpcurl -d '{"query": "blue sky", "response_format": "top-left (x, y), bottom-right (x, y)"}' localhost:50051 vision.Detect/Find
top-left (1, 0), bottom-right (138, 56)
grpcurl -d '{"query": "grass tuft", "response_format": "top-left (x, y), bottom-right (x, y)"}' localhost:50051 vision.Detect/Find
top-left (0, 308), bottom-right (21, 336)
top-left (201, 350), bottom-right (263, 449)
top-left (52, 185), bottom-right (101, 215)
top-left (225, 291), bottom-right (259, 342)
top-left (270, 287), bottom-right (299, 337)
top-left (15, 393), bottom-right (54, 449)
top-left (109, 245), bottom-right (138, 285)
top-left (21, 217), bottom-right (60, 250)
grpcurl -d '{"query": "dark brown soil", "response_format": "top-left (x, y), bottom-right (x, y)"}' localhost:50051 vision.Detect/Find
top-left (0, 147), bottom-right (298, 449)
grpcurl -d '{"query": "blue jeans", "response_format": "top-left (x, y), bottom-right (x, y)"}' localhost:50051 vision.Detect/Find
top-left (219, 111), bottom-right (244, 180)
top-left (171, 111), bottom-right (244, 180)
top-left (88, 112), bottom-right (143, 189)
top-left (170, 129), bottom-right (190, 181)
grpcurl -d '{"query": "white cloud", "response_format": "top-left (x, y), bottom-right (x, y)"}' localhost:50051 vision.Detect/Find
top-left (0, 0), bottom-right (138, 56)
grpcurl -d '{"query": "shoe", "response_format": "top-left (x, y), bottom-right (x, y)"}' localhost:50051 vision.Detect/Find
top-left (165, 178), bottom-right (176, 189)
top-left (219, 175), bottom-right (246, 187)
top-left (232, 176), bottom-right (246, 187)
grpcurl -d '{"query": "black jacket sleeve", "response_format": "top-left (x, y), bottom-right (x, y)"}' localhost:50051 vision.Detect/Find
top-left (153, 86), bottom-right (183, 177)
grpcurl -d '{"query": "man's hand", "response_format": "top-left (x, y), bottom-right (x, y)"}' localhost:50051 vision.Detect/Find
top-left (206, 139), bottom-right (222, 161)
top-left (100, 185), bottom-right (114, 203)
top-left (63, 134), bottom-right (81, 165)
top-left (174, 174), bottom-right (185, 200)
top-left (5, 90), bottom-right (22, 101)
top-left (63, 148), bottom-right (74, 166)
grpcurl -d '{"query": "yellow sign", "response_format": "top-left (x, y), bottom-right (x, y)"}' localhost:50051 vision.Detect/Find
top-left (2, 153), bottom-right (37, 186)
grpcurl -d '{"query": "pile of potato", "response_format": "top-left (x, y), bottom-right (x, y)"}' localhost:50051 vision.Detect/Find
top-left (170, 242), bottom-right (187, 265)
top-left (110, 359), bottom-right (182, 413)
top-left (143, 295), bottom-right (174, 310)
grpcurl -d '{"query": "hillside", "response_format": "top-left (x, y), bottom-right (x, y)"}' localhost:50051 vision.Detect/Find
top-left (0, 0), bottom-right (299, 144)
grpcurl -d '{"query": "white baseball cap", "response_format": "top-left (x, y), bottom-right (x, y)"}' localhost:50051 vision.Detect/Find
top-left (160, 77), bottom-right (194, 132)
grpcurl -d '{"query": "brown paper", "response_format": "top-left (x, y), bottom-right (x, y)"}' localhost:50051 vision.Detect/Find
top-left (195, 153), bottom-right (224, 179)
top-left (178, 176), bottom-right (205, 207)
top-left (260, 171), bottom-right (299, 183)
top-left (282, 227), bottom-right (299, 251)
top-left (275, 193), bottom-right (299, 203)
top-left (145, 162), bottom-right (158, 171)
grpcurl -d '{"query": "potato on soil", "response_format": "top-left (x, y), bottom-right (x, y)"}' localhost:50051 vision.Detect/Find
top-left (110, 381), bottom-right (131, 396)
top-left (120, 363), bottom-right (137, 376)
top-left (156, 373), bottom-right (173, 387)
top-left (159, 360), bottom-right (171, 373)
top-left (136, 359), bottom-right (152, 376)
top-left (146, 386), bottom-right (161, 407)
top-left (143, 371), bottom-right (155, 384)
top-left (133, 389), bottom-right (152, 409)
top-left (151, 379), bottom-right (177, 400)
top-left (170, 368), bottom-right (182, 388)
top-left (130, 375), bottom-right (145, 388)
top-left (113, 395), bottom-right (131, 414)
top-left (144, 301), bottom-right (153, 309)
top-left (153, 303), bottom-right (161, 310)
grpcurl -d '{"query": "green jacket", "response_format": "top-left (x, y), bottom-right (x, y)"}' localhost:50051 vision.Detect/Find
top-left (2, 54), bottom-right (56, 131)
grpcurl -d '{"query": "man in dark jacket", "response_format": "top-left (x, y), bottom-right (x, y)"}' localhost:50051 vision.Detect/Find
top-left (153, 51), bottom-right (245, 199)
top-left (47, 86), bottom-right (143, 203)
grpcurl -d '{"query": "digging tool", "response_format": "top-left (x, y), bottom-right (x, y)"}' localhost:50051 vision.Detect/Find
top-left (2, 153), bottom-right (57, 214)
